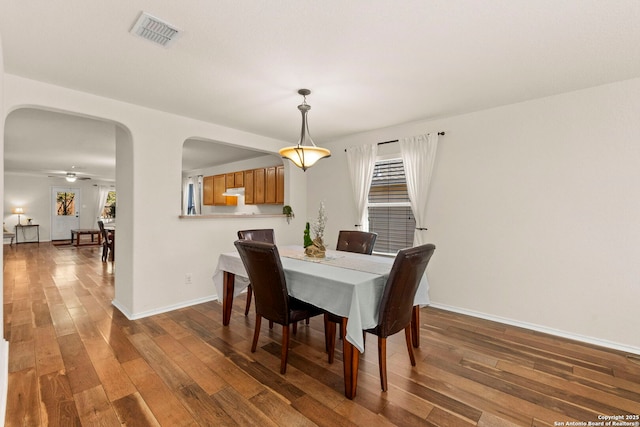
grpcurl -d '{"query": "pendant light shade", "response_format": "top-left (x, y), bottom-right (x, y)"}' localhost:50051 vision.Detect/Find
top-left (279, 89), bottom-right (331, 171)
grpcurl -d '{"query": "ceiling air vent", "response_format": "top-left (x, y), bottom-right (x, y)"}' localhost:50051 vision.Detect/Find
top-left (130, 12), bottom-right (181, 47)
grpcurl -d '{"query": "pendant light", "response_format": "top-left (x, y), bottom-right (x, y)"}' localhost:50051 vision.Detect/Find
top-left (279, 89), bottom-right (331, 171)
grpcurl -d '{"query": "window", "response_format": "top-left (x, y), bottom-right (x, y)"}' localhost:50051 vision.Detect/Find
top-left (367, 158), bottom-right (415, 254)
top-left (56, 192), bottom-right (76, 216)
top-left (101, 191), bottom-right (116, 218)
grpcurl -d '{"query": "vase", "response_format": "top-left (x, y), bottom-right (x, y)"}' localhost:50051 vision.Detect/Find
top-left (304, 237), bottom-right (326, 258)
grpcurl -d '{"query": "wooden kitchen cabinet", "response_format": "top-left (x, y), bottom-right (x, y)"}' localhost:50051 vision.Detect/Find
top-left (244, 169), bottom-right (255, 204)
top-left (234, 171), bottom-right (244, 187)
top-left (206, 165), bottom-right (282, 207)
top-left (203, 175), bottom-right (214, 205)
top-left (254, 168), bottom-right (266, 204)
top-left (225, 173), bottom-right (235, 188)
top-left (265, 166), bottom-right (277, 204)
top-left (276, 165), bottom-right (285, 204)
top-left (213, 174), bottom-right (227, 205)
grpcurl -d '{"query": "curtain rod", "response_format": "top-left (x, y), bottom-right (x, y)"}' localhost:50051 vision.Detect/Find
top-left (378, 131), bottom-right (445, 146)
top-left (344, 131), bottom-right (445, 152)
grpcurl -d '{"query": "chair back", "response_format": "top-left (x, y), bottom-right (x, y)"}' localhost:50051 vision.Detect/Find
top-left (336, 230), bottom-right (377, 255)
top-left (237, 229), bottom-right (275, 244)
top-left (97, 220), bottom-right (111, 243)
top-left (234, 240), bottom-right (289, 325)
top-left (376, 244), bottom-right (436, 337)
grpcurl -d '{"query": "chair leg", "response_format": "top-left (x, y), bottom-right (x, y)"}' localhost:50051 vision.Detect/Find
top-left (244, 285), bottom-right (252, 315)
top-left (292, 321), bottom-right (297, 335)
top-left (281, 324), bottom-right (290, 374)
top-left (378, 336), bottom-right (388, 392)
top-left (269, 320), bottom-right (274, 329)
top-left (101, 244), bottom-right (107, 262)
top-left (251, 315), bottom-right (262, 353)
top-left (404, 326), bottom-right (416, 366)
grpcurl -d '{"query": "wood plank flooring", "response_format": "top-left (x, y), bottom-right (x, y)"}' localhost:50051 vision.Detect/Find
top-left (4, 242), bottom-right (640, 426)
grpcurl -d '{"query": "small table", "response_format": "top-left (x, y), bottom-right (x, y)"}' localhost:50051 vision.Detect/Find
top-left (70, 229), bottom-right (102, 246)
top-left (15, 224), bottom-right (40, 244)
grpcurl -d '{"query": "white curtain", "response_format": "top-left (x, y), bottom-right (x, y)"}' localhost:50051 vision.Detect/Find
top-left (346, 144), bottom-right (378, 229)
top-left (95, 186), bottom-right (109, 224)
top-left (193, 175), bottom-right (203, 215)
top-left (182, 177), bottom-right (190, 215)
top-left (182, 175), bottom-right (203, 215)
top-left (400, 133), bottom-right (439, 246)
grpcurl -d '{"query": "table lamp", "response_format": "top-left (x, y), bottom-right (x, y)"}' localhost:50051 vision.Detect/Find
top-left (13, 207), bottom-right (24, 225)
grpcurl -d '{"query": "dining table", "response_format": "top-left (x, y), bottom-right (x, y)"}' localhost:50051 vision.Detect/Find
top-left (212, 245), bottom-right (430, 399)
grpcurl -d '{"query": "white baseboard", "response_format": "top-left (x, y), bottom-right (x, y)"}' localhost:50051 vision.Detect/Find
top-left (112, 295), bottom-right (218, 320)
top-left (0, 339), bottom-right (9, 424)
top-left (429, 302), bottom-right (640, 356)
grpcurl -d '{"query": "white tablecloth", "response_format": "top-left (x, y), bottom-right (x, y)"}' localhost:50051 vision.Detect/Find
top-left (212, 245), bottom-right (430, 352)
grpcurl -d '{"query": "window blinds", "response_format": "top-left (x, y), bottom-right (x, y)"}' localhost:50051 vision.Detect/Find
top-left (368, 159), bottom-right (415, 254)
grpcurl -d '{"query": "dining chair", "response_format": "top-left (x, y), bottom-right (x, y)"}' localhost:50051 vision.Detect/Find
top-left (326, 243), bottom-right (435, 391)
top-left (237, 229), bottom-right (275, 316)
top-left (234, 239), bottom-right (323, 374)
top-left (335, 230), bottom-right (377, 255)
top-left (97, 220), bottom-right (114, 262)
top-left (324, 230), bottom-right (379, 348)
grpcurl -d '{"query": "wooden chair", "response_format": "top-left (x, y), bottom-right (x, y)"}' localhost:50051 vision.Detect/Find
top-left (97, 221), bottom-right (114, 262)
top-left (335, 230), bottom-right (377, 255)
top-left (234, 240), bottom-right (323, 374)
top-left (324, 230), bottom-right (378, 352)
top-left (327, 243), bottom-right (435, 391)
top-left (237, 229), bottom-right (275, 316)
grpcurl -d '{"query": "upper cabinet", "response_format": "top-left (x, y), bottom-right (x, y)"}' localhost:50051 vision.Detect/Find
top-left (203, 176), bottom-right (214, 205)
top-left (276, 165), bottom-right (285, 204)
top-left (213, 174), bottom-right (227, 205)
top-left (265, 166), bottom-right (277, 204)
top-left (253, 168), bottom-right (266, 204)
top-left (203, 165), bottom-right (284, 206)
top-left (244, 169), bottom-right (254, 204)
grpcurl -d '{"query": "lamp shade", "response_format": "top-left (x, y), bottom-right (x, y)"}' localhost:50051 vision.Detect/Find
top-left (279, 146), bottom-right (331, 171)
top-left (13, 207), bottom-right (24, 215)
top-left (280, 89), bottom-right (331, 172)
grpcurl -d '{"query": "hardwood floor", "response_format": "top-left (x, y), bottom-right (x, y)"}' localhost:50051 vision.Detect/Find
top-left (3, 243), bottom-right (640, 426)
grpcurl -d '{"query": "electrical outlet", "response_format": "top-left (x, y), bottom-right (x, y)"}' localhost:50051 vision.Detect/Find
top-left (185, 273), bottom-right (192, 285)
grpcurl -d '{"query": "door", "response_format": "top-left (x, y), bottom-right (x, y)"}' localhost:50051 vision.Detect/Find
top-left (51, 187), bottom-right (81, 240)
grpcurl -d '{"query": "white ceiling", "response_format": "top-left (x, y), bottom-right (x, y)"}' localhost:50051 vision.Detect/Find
top-left (2, 1), bottom-right (640, 181)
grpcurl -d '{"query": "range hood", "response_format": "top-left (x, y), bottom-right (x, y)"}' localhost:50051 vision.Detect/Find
top-left (222, 187), bottom-right (245, 197)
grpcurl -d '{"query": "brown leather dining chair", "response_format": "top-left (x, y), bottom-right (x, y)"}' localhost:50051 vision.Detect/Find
top-left (324, 230), bottom-right (378, 353)
top-left (237, 229), bottom-right (275, 316)
top-left (97, 220), bottom-right (114, 262)
top-left (335, 230), bottom-right (377, 255)
top-left (326, 243), bottom-right (435, 391)
top-left (234, 239), bottom-right (323, 374)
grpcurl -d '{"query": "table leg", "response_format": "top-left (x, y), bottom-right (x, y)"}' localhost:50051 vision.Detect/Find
top-left (341, 317), bottom-right (360, 399)
top-left (222, 271), bottom-right (235, 326)
top-left (411, 305), bottom-right (420, 348)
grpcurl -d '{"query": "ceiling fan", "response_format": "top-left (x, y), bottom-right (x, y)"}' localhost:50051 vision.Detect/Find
top-left (48, 172), bottom-right (91, 182)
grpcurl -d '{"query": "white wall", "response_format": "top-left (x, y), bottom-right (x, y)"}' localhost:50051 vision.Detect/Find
top-left (3, 174), bottom-right (113, 240)
top-left (308, 78), bottom-right (640, 353)
top-left (3, 74), bottom-right (309, 319)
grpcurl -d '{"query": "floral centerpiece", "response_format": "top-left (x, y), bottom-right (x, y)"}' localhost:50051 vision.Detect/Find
top-left (305, 201), bottom-right (328, 258)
